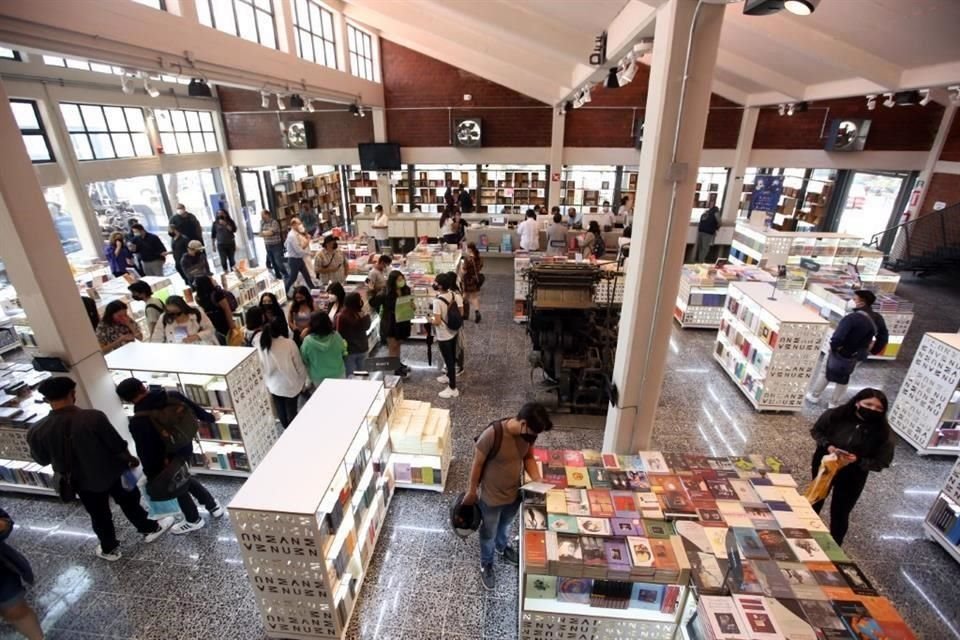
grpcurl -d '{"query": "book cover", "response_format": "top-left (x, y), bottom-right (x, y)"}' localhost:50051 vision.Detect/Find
top-left (639, 451), bottom-right (668, 473)
top-left (779, 562), bottom-right (827, 600)
top-left (707, 479), bottom-right (737, 500)
top-left (394, 463), bottom-right (412, 483)
top-left (691, 551), bottom-right (728, 594)
top-left (588, 467), bottom-right (611, 489)
top-left (810, 531), bottom-right (850, 562)
top-left (833, 600), bottom-right (886, 640)
top-left (861, 596), bottom-right (917, 639)
top-left (798, 598), bottom-right (847, 634)
top-left (610, 517), bottom-right (642, 536)
top-left (726, 558), bottom-right (764, 595)
top-left (530, 447), bottom-right (550, 463)
top-left (547, 449), bottom-right (565, 468)
top-left (635, 493), bottom-right (663, 518)
top-left (835, 562), bottom-right (878, 596)
top-left (625, 470), bottom-right (651, 491)
top-left (703, 526), bottom-right (730, 558)
top-left (767, 598), bottom-right (819, 640)
top-left (411, 467), bottom-right (423, 484)
top-left (757, 529), bottom-right (797, 562)
top-left (642, 519), bottom-right (673, 539)
top-left (729, 478), bottom-right (762, 503)
top-left (557, 534), bottom-right (583, 563)
top-left (556, 577), bottom-right (592, 604)
top-left (649, 474), bottom-right (683, 494)
top-left (565, 466), bottom-right (591, 489)
top-left (733, 595), bottom-right (782, 639)
top-left (601, 453), bottom-right (620, 469)
top-left (543, 464), bottom-right (568, 489)
top-left (548, 514), bottom-right (579, 533)
top-left (743, 503), bottom-right (776, 523)
top-left (700, 595), bottom-right (748, 639)
top-left (563, 450), bottom-right (585, 467)
top-left (582, 449), bottom-right (602, 468)
top-left (581, 535), bottom-right (606, 566)
top-left (607, 470), bottom-right (630, 490)
top-left (611, 491), bottom-right (639, 518)
top-left (576, 517), bottom-right (611, 536)
top-left (523, 506), bottom-right (548, 531)
top-left (684, 453), bottom-right (711, 470)
top-left (650, 538), bottom-right (679, 571)
top-left (681, 477), bottom-right (714, 503)
top-left (661, 490), bottom-right (697, 517)
top-left (697, 508), bottom-right (726, 526)
top-left (664, 452), bottom-right (689, 472)
top-left (545, 489), bottom-right (567, 514)
top-left (525, 574), bottom-right (557, 599)
top-left (627, 536), bottom-right (655, 568)
top-left (629, 583), bottom-right (665, 611)
top-left (586, 489), bottom-right (615, 518)
top-left (421, 467), bottom-right (435, 485)
top-left (605, 539), bottom-right (631, 570)
top-left (806, 561), bottom-right (847, 588)
top-left (733, 527), bottom-right (770, 560)
top-left (788, 537), bottom-right (830, 562)
top-left (564, 488), bottom-right (591, 515)
top-left (524, 531), bottom-right (547, 569)
top-left (753, 559), bottom-right (794, 598)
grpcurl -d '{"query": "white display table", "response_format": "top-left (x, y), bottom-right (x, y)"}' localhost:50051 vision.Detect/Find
top-left (924, 458), bottom-right (960, 564)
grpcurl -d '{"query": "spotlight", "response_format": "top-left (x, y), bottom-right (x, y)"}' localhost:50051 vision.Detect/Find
top-left (866, 94), bottom-right (877, 111)
top-left (260, 90), bottom-right (270, 109)
top-left (950, 86), bottom-right (960, 105)
top-left (784, 0), bottom-right (820, 15)
top-left (581, 87), bottom-right (592, 104)
top-left (276, 94), bottom-right (286, 110)
top-left (744, 0), bottom-right (819, 15)
top-left (349, 103), bottom-right (361, 117)
top-left (777, 104), bottom-right (786, 116)
top-left (305, 98), bottom-right (315, 113)
top-left (882, 93), bottom-right (895, 108)
top-left (120, 74), bottom-right (135, 95)
top-left (918, 89), bottom-right (931, 107)
top-left (143, 78), bottom-right (160, 98)
top-left (632, 39), bottom-right (654, 56)
top-left (605, 67), bottom-right (620, 90)
top-left (787, 104), bottom-right (795, 116)
top-left (289, 94), bottom-right (305, 109)
top-left (792, 101), bottom-right (808, 114)
top-left (564, 100), bottom-right (574, 114)
top-left (187, 78), bottom-right (212, 98)
top-left (617, 57), bottom-right (637, 86)
top-left (893, 90), bottom-right (921, 106)
top-left (359, 105), bottom-right (366, 117)
top-left (572, 93), bottom-right (585, 109)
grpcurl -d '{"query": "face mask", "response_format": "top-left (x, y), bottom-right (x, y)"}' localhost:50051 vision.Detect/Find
top-left (845, 300), bottom-right (857, 311)
top-left (857, 407), bottom-right (884, 423)
top-left (520, 432), bottom-right (538, 444)
top-left (397, 279), bottom-right (406, 288)
top-left (168, 232), bottom-right (176, 238)
top-left (177, 209), bottom-right (185, 215)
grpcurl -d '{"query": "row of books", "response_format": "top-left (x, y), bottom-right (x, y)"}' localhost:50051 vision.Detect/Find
top-left (189, 442), bottom-right (248, 472)
top-left (714, 340), bottom-right (765, 403)
top-left (393, 462), bottom-right (441, 486)
top-left (388, 400), bottom-right (449, 456)
top-left (181, 378), bottom-right (233, 410)
top-left (526, 574), bottom-right (682, 613)
top-left (0, 459), bottom-right (53, 488)
top-left (197, 418), bottom-right (242, 442)
top-left (927, 494), bottom-right (960, 544)
top-left (726, 296), bottom-right (781, 349)
top-left (719, 318), bottom-right (771, 374)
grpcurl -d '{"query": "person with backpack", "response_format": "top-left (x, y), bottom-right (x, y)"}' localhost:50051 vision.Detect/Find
top-left (28, 377), bottom-right (175, 561)
top-left (462, 402), bottom-right (553, 591)
top-left (461, 242), bottom-right (484, 323)
top-left (128, 281), bottom-right (165, 336)
top-left (695, 205), bottom-right (721, 262)
top-left (115, 378), bottom-right (224, 535)
top-left (193, 276), bottom-right (237, 345)
top-left (431, 271), bottom-right (464, 399)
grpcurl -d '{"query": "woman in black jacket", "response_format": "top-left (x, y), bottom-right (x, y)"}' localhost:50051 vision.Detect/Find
top-left (378, 270), bottom-right (412, 377)
top-left (809, 387), bottom-right (895, 545)
top-left (210, 208), bottom-right (238, 272)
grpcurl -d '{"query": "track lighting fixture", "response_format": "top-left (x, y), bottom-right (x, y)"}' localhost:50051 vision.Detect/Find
top-left (120, 74), bottom-right (135, 95)
top-left (949, 86), bottom-right (960, 105)
top-left (866, 94), bottom-right (877, 111)
top-left (564, 100), bottom-right (574, 114)
top-left (882, 93), bottom-right (896, 108)
top-left (359, 105), bottom-right (366, 117)
top-left (276, 94), bottom-right (287, 110)
top-left (581, 87), bottom-right (592, 104)
top-left (260, 90), bottom-right (270, 109)
top-left (289, 94), bottom-right (305, 109)
top-left (617, 57), bottom-right (638, 86)
top-left (632, 39), bottom-right (654, 56)
top-left (787, 104), bottom-right (795, 116)
top-left (783, 0), bottom-right (820, 15)
top-left (605, 67), bottom-right (620, 90)
top-left (349, 103), bottom-right (361, 117)
top-left (305, 98), bottom-right (315, 113)
top-left (777, 104), bottom-right (786, 116)
top-left (187, 78), bottom-right (212, 98)
top-left (918, 89), bottom-right (931, 107)
top-left (792, 101), bottom-right (808, 115)
top-left (143, 77), bottom-right (160, 98)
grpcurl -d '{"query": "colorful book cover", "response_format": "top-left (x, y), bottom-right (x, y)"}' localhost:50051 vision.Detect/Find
top-left (581, 449), bottom-right (602, 468)
top-left (580, 535), bottom-right (606, 566)
top-left (788, 537), bottom-right (830, 562)
top-left (625, 470), bottom-right (651, 491)
top-left (663, 452), bottom-right (690, 473)
top-left (779, 562), bottom-right (827, 600)
top-left (607, 470), bottom-right (630, 490)
top-left (564, 488), bottom-right (590, 515)
top-left (649, 474), bottom-right (683, 493)
top-left (547, 514), bottom-right (579, 534)
top-left (523, 506), bottom-right (547, 530)
top-left (681, 477), bottom-right (713, 502)
top-left (557, 577), bottom-right (592, 604)
top-left (565, 466), bottom-right (591, 489)
top-left (650, 538), bottom-right (679, 571)
top-left (627, 536), bottom-right (655, 568)
top-left (525, 574), bottom-right (557, 599)
top-left (394, 463), bottom-right (412, 483)
top-left (806, 561), bottom-right (847, 588)
top-left (726, 558), bottom-right (764, 595)
top-left (809, 531), bottom-right (850, 562)
top-left (691, 551), bottom-right (728, 594)
top-left (547, 449), bottom-right (565, 468)
top-left (611, 491), bottom-right (639, 518)
top-left (697, 508), bottom-right (725, 526)
top-left (604, 539), bottom-right (631, 569)
top-left (556, 533), bottom-right (583, 563)
top-left (588, 467), bottom-right (611, 489)
top-left (524, 531), bottom-right (547, 568)
top-left (530, 447), bottom-right (550, 463)
top-left (798, 598), bottom-right (847, 634)
top-left (683, 454), bottom-right (711, 470)
top-left (757, 529), bottom-right (797, 562)
top-left (835, 562), bottom-right (878, 596)
top-left (639, 451), bottom-right (668, 473)
top-left (861, 596), bottom-right (917, 639)
top-left (661, 490), bottom-right (697, 516)
top-left (833, 600), bottom-right (886, 640)
top-left (765, 500), bottom-right (792, 512)
top-left (642, 519), bottom-right (673, 539)
top-left (601, 453), bottom-right (620, 469)
top-left (545, 489), bottom-right (567, 514)
top-left (543, 464), bottom-right (568, 489)
top-left (733, 527), bottom-right (770, 560)
top-left (586, 489), bottom-right (615, 518)
top-left (563, 450), bottom-right (586, 467)
top-left (576, 517), bottom-right (611, 536)
top-left (421, 467), bottom-right (435, 485)
top-left (707, 479), bottom-right (737, 500)
top-left (733, 595), bottom-right (782, 638)
top-left (753, 559), bottom-right (794, 598)
top-left (610, 517), bottom-right (642, 536)
top-left (629, 583), bottom-right (665, 611)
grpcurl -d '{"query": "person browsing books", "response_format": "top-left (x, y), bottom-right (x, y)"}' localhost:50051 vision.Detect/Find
top-left (366, 254), bottom-right (391, 301)
top-left (432, 272), bottom-right (463, 400)
top-left (336, 292), bottom-right (372, 377)
top-left (377, 270), bottom-right (413, 377)
top-left (300, 312), bottom-right (347, 386)
top-left (545, 213), bottom-right (568, 257)
top-left (95, 300), bottom-right (143, 354)
top-left (150, 295), bottom-right (217, 345)
top-left (460, 242), bottom-right (484, 323)
top-left (463, 402), bottom-right (553, 591)
top-left (517, 209), bottom-right (540, 252)
top-left (115, 378), bottom-right (224, 535)
top-left (809, 388), bottom-right (894, 545)
top-left (128, 281), bottom-right (165, 336)
top-left (314, 236), bottom-right (347, 286)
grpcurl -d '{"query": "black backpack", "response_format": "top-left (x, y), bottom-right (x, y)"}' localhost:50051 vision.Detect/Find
top-left (437, 294), bottom-right (463, 331)
top-left (141, 394), bottom-right (200, 453)
top-left (593, 233), bottom-right (606, 258)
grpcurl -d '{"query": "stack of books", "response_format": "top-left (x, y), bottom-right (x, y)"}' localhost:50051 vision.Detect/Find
top-left (388, 400), bottom-right (449, 456)
top-left (196, 414), bottom-right (242, 442)
top-left (0, 459), bottom-right (53, 488)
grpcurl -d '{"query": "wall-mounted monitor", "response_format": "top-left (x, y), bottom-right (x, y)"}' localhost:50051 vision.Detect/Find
top-left (358, 143), bottom-right (402, 170)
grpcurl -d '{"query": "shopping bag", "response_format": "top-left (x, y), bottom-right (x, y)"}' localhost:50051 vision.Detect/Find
top-left (145, 496), bottom-right (182, 518)
top-left (804, 453), bottom-right (850, 504)
top-left (226, 327), bottom-right (245, 347)
top-left (394, 295), bottom-right (416, 323)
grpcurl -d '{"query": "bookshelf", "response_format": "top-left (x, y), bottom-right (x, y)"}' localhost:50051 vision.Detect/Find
top-left (387, 398), bottom-right (451, 492)
top-left (274, 171), bottom-right (343, 235)
top-left (728, 222), bottom-right (862, 269)
top-left (674, 264), bottom-right (775, 329)
top-left (229, 379), bottom-right (398, 639)
top-left (888, 332), bottom-right (960, 456)
top-left (559, 165), bottom-right (617, 215)
top-left (477, 164), bottom-right (546, 214)
top-left (0, 362), bottom-right (55, 496)
top-left (404, 164), bottom-right (475, 214)
top-left (345, 167), bottom-right (380, 217)
top-left (714, 282), bottom-right (829, 412)
top-left (925, 458), bottom-right (960, 565)
top-left (105, 342), bottom-right (281, 477)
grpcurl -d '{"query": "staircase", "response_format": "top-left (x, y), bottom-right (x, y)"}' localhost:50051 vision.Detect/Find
top-left (868, 202), bottom-right (960, 275)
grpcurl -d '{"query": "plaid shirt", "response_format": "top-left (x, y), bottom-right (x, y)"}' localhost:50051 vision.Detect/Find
top-left (262, 219), bottom-right (283, 246)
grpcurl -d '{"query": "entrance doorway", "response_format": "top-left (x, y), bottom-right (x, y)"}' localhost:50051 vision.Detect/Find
top-left (836, 171), bottom-right (909, 245)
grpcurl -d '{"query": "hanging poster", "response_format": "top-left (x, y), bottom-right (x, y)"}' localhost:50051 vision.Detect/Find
top-left (750, 175), bottom-right (784, 213)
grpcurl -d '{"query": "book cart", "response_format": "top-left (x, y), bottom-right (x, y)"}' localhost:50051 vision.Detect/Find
top-left (519, 449), bottom-right (917, 640)
top-left (105, 342), bottom-right (281, 477)
top-left (229, 379), bottom-right (397, 639)
top-left (714, 282), bottom-right (829, 412)
top-left (924, 458), bottom-right (960, 564)
top-left (887, 332), bottom-right (960, 456)
top-left (387, 398), bottom-right (451, 492)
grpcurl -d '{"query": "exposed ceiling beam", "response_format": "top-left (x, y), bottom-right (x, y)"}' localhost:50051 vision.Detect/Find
top-left (710, 79), bottom-right (747, 105)
top-left (745, 91), bottom-right (796, 108)
top-left (901, 61), bottom-right (960, 94)
top-left (715, 50), bottom-right (805, 100)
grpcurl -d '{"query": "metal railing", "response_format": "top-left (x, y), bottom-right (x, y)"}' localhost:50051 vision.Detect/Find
top-left (867, 202), bottom-right (960, 271)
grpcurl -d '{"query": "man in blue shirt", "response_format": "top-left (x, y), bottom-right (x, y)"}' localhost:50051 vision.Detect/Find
top-left (806, 290), bottom-right (889, 408)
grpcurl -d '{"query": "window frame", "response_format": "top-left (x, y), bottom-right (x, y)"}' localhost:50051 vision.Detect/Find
top-left (131, 0), bottom-right (166, 9)
top-left (59, 102), bottom-right (153, 162)
top-left (197, 0), bottom-right (279, 49)
top-left (10, 99), bottom-right (55, 164)
top-left (293, 0), bottom-right (337, 69)
top-left (347, 23), bottom-right (376, 82)
top-left (153, 108), bottom-right (219, 155)
top-left (0, 48), bottom-right (20, 61)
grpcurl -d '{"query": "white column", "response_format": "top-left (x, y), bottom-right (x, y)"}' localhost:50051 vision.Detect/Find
top-left (721, 106), bottom-right (758, 225)
top-left (275, 0), bottom-right (297, 56)
top-left (603, 0), bottom-right (724, 453)
top-left (908, 101), bottom-right (957, 220)
top-left (0, 83), bottom-right (129, 438)
top-left (372, 108), bottom-right (393, 212)
top-left (548, 109), bottom-right (564, 211)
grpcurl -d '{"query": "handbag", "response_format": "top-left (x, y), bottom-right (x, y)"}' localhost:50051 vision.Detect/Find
top-left (145, 457), bottom-right (191, 500)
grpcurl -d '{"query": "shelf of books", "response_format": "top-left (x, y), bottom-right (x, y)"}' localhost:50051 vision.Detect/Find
top-left (388, 398), bottom-right (451, 492)
top-left (477, 165), bottom-right (546, 214)
top-left (229, 379), bottom-right (398, 639)
top-left (521, 449), bottom-right (916, 639)
top-left (559, 166), bottom-right (617, 215)
top-left (105, 342), bottom-right (281, 477)
top-left (346, 168), bottom-right (380, 217)
top-left (274, 171), bottom-right (343, 235)
top-left (728, 222), bottom-right (862, 270)
top-left (403, 165), bottom-right (475, 214)
top-left (924, 458), bottom-right (960, 565)
top-left (887, 332), bottom-right (960, 456)
top-left (674, 265), bottom-right (775, 329)
top-left (0, 362), bottom-right (55, 495)
top-left (714, 282), bottom-right (829, 412)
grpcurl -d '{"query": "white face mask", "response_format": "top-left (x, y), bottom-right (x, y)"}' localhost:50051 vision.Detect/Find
top-left (845, 299), bottom-right (857, 311)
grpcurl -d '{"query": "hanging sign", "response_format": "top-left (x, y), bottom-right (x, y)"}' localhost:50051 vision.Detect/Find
top-left (750, 175), bottom-right (784, 213)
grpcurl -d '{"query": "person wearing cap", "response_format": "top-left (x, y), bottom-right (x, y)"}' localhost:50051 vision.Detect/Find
top-left (116, 378), bottom-right (224, 535)
top-left (168, 224), bottom-right (191, 283)
top-left (314, 235), bottom-right (347, 286)
top-left (462, 402), bottom-right (553, 591)
top-left (806, 289), bottom-right (889, 408)
top-left (27, 377), bottom-right (174, 562)
top-left (283, 217), bottom-right (316, 295)
top-left (180, 239), bottom-right (211, 285)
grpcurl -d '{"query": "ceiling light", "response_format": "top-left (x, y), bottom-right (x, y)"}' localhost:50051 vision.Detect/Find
top-left (581, 87), bottom-right (592, 104)
top-left (187, 78), bottom-right (212, 97)
top-left (882, 93), bottom-right (896, 108)
top-left (349, 103), bottom-right (361, 117)
top-left (359, 106), bottom-right (366, 117)
top-left (784, 0), bottom-right (820, 15)
top-left (788, 104), bottom-right (796, 116)
top-left (617, 58), bottom-right (637, 85)
top-left (289, 94), bottom-right (305, 109)
top-left (633, 39), bottom-right (654, 56)
top-left (918, 89), bottom-right (931, 106)
top-left (276, 94), bottom-right (286, 110)
top-left (143, 77), bottom-right (160, 98)
top-left (120, 74), bottom-right (135, 95)
top-left (572, 94), bottom-right (585, 109)
top-left (605, 67), bottom-right (620, 90)
top-left (305, 98), bottom-right (315, 113)
top-left (260, 90), bottom-right (270, 109)
top-left (893, 90), bottom-right (920, 106)
top-left (949, 86), bottom-right (960, 105)
top-left (866, 94), bottom-right (877, 111)
top-left (777, 104), bottom-right (786, 116)
top-left (792, 101), bottom-right (808, 114)
top-left (564, 100), bottom-right (574, 114)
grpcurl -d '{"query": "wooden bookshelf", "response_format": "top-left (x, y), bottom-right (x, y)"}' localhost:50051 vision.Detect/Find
top-left (477, 166), bottom-right (546, 214)
top-left (560, 166), bottom-right (617, 214)
top-left (274, 170), bottom-right (343, 235)
top-left (346, 168), bottom-right (380, 216)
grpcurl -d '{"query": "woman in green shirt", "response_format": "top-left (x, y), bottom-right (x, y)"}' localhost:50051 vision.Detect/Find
top-left (300, 311), bottom-right (347, 385)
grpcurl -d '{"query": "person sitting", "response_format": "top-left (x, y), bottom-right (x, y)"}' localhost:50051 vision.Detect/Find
top-left (95, 300), bottom-right (142, 354)
top-left (150, 295), bottom-right (217, 345)
top-left (300, 312), bottom-right (347, 386)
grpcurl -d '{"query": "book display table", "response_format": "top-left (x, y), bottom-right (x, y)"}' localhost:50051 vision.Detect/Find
top-left (888, 332), bottom-right (960, 456)
top-left (924, 458), bottom-right (960, 565)
top-left (388, 399), bottom-right (451, 492)
top-left (520, 449), bottom-right (916, 640)
top-left (106, 342), bottom-right (281, 477)
top-left (675, 265), bottom-right (775, 329)
top-left (714, 282), bottom-right (829, 412)
top-left (0, 362), bottom-right (55, 495)
top-left (728, 223), bottom-right (862, 270)
top-left (229, 380), bottom-right (396, 639)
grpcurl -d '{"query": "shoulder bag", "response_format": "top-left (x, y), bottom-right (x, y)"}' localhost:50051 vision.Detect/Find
top-left (53, 423), bottom-right (77, 502)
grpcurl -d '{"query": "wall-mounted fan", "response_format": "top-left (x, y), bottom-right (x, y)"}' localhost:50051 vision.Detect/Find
top-left (824, 118), bottom-right (870, 152)
top-left (284, 121), bottom-right (314, 149)
top-left (454, 118), bottom-right (482, 148)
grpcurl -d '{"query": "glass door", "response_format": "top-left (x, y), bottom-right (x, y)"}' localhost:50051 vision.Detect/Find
top-left (836, 172), bottom-right (908, 244)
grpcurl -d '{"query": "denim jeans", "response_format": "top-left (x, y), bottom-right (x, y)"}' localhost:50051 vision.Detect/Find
top-left (345, 352), bottom-right (366, 377)
top-left (265, 244), bottom-right (287, 279)
top-left (478, 496), bottom-right (521, 566)
top-left (285, 257), bottom-right (315, 292)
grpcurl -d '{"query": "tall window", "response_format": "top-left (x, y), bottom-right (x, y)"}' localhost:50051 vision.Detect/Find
top-left (41, 56), bottom-right (186, 83)
top-left (131, 0), bottom-right (165, 8)
top-left (59, 103), bottom-right (152, 161)
top-left (347, 24), bottom-right (376, 81)
top-left (293, 0), bottom-right (337, 69)
top-left (10, 100), bottom-right (54, 163)
top-left (155, 109), bottom-right (218, 154)
top-left (0, 47), bottom-right (19, 61)
top-left (197, 0), bottom-right (277, 49)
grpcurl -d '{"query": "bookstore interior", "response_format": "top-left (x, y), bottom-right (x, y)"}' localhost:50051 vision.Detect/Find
top-left (0, 0), bottom-right (960, 638)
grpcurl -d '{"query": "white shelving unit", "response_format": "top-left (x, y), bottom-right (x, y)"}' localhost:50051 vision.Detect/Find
top-left (0, 363), bottom-right (54, 495)
top-left (714, 282), bottom-right (829, 412)
top-left (388, 399), bottom-right (451, 492)
top-left (105, 342), bottom-right (282, 477)
top-left (229, 379), bottom-right (396, 639)
top-left (674, 265), bottom-right (775, 329)
top-left (923, 458), bottom-right (960, 564)
top-left (728, 222), bottom-right (862, 269)
top-left (888, 333), bottom-right (960, 456)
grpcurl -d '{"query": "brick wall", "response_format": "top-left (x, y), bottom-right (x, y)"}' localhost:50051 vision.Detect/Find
top-left (381, 39), bottom-right (551, 147)
top-left (753, 97), bottom-right (944, 151)
top-left (218, 87), bottom-right (374, 149)
top-left (920, 172), bottom-right (960, 214)
top-left (940, 111), bottom-right (960, 162)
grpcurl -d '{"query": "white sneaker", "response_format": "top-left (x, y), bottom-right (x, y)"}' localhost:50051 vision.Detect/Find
top-left (438, 387), bottom-right (459, 399)
top-left (804, 393), bottom-right (821, 404)
top-left (172, 518), bottom-right (206, 535)
top-left (143, 516), bottom-right (175, 543)
top-left (209, 503), bottom-right (225, 519)
top-left (827, 402), bottom-right (841, 409)
top-left (95, 545), bottom-right (122, 562)
top-left (436, 375), bottom-right (449, 384)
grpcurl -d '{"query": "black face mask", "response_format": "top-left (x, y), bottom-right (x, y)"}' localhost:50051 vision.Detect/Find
top-left (520, 433), bottom-right (538, 444)
top-left (857, 407), bottom-right (884, 423)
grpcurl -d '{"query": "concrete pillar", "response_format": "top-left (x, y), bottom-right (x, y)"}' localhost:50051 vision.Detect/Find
top-left (372, 108), bottom-right (394, 213)
top-left (275, 0), bottom-right (296, 56)
top-left (548, 109), bottom-right (564, 211)
top-left (721, 106), bottom-right (759, 225)
top-left (167, 0), bottom-right (199, 22)
top-left (603, 0), bottom-right (724, 453)
top-left (908, 100), bottom-right (957, 219)
top-left (0, 83), bottom-right (129, 438)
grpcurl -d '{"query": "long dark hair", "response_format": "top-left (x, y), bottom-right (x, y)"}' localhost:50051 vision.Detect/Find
top-left (836, 387), bottom-right (890, 426)
top-left (439, 207), bottom-right (454, 229)
top-left (259, 292), bottom-right (283, 319)
top-left (290, 286), bottom-right (314, 315)
top-left (216, 208), bottom-right (237, 232)
top-left (327, 282), bottom-right (345, 309)
top-left (259, 316), bottom-right (289, 352)
top-left (386, 270), bottom-right (409, 300)
top-left (81, 296), bottom-right (100, 330)
top-left (162, 295), bottom-right (201, 325)
top-left (466, 241), bottom-right (480, 261)
top-left (344, 292), bottom-right (364, 315)
top-left (245, 307), bottom-right (264, 332)
top-left (306, 311), bottom-right (334, 338)
top-left (193, 276), bottom-right (217, 310)
top-left (101, 300), bottom-right (128, 326)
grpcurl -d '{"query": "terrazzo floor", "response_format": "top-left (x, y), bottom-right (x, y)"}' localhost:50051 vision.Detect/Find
top-left (1, 267), bottom-right (959, 639)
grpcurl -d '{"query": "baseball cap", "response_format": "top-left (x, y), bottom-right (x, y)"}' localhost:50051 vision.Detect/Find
top-left (187, 240), bottom-right (204, 251)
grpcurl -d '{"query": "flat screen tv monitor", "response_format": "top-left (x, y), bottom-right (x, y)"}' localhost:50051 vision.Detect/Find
top-left (358, 143), bottom-right (402, 171)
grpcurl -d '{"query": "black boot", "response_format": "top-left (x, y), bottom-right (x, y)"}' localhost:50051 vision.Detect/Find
top-left (475, 311), bottom-right (481, 323)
